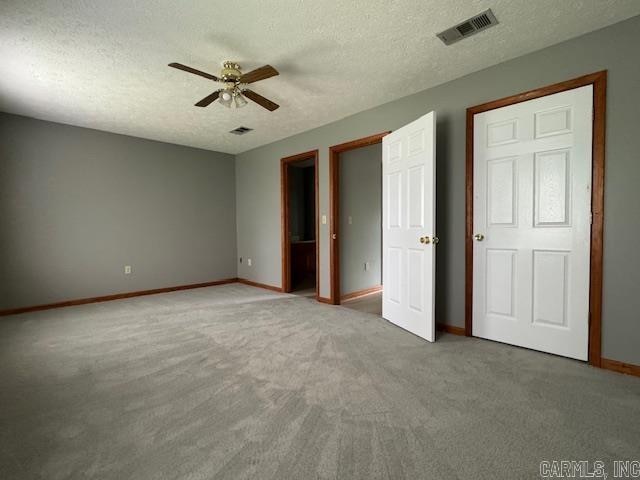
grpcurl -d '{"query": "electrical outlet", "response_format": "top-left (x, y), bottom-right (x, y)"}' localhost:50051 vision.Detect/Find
top-left (239, 257), bottom-right (243, 263)
top-left (348, 216), bottom-right (353, 225)
top-left (322, 215), bottom-right (327, 225)
top-left (124, 265), bottom-right (132, 275)
top-left (247, 258), bottom-right (252, 267)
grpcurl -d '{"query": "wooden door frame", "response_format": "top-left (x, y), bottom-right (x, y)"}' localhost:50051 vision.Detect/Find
top-left (465, 70), bottom-right (607, 366)
top-left (281, 150), bottom-right (319, 297)
top-left (329, 132), bottom-right (390, 305)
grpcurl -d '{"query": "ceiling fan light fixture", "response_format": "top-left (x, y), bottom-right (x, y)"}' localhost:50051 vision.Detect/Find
top-left (234, 92), bottom-right (248, 108)
top-left (219, 90), bottom-right (233, 108)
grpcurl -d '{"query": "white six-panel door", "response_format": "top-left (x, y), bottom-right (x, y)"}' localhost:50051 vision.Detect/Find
top-left (472, 86), bottom-right (593, 360)
top-left (382, 112), bottom-right (436, 342)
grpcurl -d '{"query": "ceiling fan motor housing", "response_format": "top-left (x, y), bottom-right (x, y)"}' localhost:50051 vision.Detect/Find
top-left (220, 61), bottom-right (242, 83)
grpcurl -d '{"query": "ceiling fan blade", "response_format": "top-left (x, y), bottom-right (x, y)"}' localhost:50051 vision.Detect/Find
top-left (195, 90), bottom-right (221, 107)
top-left (243, 90), bottom-right (279, 111)
top-left (239, 65), bottom-right (279, 84)
top-left (168, 62), bottom-right (219, 82)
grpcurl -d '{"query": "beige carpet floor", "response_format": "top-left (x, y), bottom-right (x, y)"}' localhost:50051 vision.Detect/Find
top-left (1, 283), bottom-right (639, 480)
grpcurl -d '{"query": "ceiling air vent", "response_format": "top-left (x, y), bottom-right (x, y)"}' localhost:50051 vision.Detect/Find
top-left (437, 9), bottom-right (499, 46)
top-left (229, 126), bottom-right (253, 135)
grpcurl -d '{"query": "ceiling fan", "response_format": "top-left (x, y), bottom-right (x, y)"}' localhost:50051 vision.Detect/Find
top-left (169, 61), bottom-right (280, 111)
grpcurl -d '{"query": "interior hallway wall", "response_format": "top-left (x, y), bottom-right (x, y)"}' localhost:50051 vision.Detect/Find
top-left (235, 15), bottom-right (640, 365)
top-left (339, 143), bottom-right (382, 296)
top-left (0, 113), bottom-right (237, 310)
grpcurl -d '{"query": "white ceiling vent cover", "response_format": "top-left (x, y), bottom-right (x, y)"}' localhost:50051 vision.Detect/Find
top-left (437, 9), bottom-right (499, 46)
top-left (229, 126), bottom-right (253, 135)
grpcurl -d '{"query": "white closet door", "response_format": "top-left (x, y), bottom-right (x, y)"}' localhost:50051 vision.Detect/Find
top-left (473, 86), bottom-right (593, 360)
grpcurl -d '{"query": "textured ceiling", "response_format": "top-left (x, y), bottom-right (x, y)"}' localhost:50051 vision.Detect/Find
top-left (1, 1), bottom-right (639, 154)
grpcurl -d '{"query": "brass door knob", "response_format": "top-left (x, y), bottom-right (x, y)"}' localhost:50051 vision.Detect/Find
top-left (432, 236), bottom-right (439, 245)
top-left (474, 234), bottom-right (485, 241)
top-left (420, 236), bottom-right (431, 244)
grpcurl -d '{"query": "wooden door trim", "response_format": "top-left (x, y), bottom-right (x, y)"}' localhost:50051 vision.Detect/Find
top-left (329, 132), bottom-right (390, 305)
top-left (281, 150), bottom-right (319, 297)
top-left (465, 70), bottom-right (607, 367)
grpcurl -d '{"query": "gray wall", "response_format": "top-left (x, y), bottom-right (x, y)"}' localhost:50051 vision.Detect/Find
top-left (0, 113), bottom-right (237, 310)
top-left (339, 144), bottom-right (382, 296)
top-left (235, 15), bottom-right (640, 365)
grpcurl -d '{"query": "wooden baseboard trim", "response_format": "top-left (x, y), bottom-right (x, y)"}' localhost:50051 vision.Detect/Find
top-left (341, 285), bottom-right (382, 302)
top-left (237, 278), bottom-right (283, 293)
top-left (601, 358), bottom-right (640, 378)
top-left (0, 278), bottom-right (239, 317)
top-left (316, 296), bottom-right (333, 304)
top-left (437, 323), bottom-right (466, 336)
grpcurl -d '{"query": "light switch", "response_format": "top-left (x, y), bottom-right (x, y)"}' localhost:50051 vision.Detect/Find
top-left (348, 216), bottom-right (353, 225)
top-left (364, 262), bottom-right (370, 271)
top-left (322, 215), bottom-right (327, 225)
top-left (124, 265), bottom-right (132, 275)
top-left (247, 258), bottom-right (252, 267)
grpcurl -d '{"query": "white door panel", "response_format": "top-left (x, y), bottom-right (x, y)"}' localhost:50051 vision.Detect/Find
top-left (383, 112), bottom-right (436, 342)
top-left (473, 86), bottom-right (592, 360)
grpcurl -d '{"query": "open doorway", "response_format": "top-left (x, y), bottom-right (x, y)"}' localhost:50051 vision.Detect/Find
top-left (329, 133), bottom-right (389, 313)
top-left (281, 150), bottom-right (319, 297)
